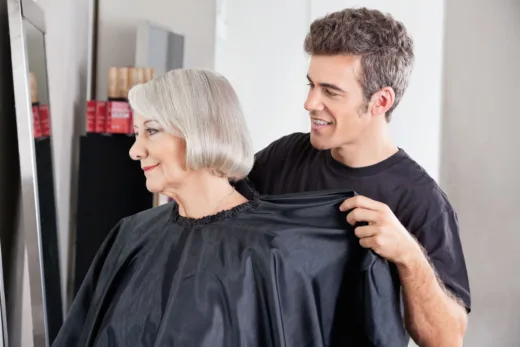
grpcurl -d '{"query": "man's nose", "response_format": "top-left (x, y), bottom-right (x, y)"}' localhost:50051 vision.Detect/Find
top-left (304, 89), bottom-right (324, 112)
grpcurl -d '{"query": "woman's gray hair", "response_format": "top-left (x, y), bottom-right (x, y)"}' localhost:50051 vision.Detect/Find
top-left (128, 68), bottom-right (254, 181)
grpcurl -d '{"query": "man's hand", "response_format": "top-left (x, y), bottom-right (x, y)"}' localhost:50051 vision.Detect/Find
top-left (340, 195), bottom-right (422, 266)
top-left (341, 195), bottom-right (467, 346)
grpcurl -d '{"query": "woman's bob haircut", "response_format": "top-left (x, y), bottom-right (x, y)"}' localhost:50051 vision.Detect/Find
top-left (128, 68), bottom-right (254, 181)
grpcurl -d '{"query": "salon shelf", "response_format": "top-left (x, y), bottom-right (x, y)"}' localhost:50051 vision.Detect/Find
top-left (74, 133), bottom-right (153, 297)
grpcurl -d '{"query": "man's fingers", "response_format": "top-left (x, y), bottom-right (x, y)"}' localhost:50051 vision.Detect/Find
top-left (346, 208), bottom-right (379, 225)
top-left (354, 225), bottom-right (377, 239)
top-left (359, 236), bottom-right (374, 249)
top-left (359, 235), bottom-right (385, 250)
top-left (340, 195), bottom-right (387, 213)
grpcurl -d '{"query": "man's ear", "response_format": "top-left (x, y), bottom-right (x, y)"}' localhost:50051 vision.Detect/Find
top-left (370, 87), bottom-right (395, 116)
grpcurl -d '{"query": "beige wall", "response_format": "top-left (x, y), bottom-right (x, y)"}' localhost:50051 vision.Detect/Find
top-left (440, 0), bottom-right (520, 345)
top-left (95, 0), bottom-right (217, 100)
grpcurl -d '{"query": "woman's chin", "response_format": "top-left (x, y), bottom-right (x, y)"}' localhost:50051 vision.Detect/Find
top-left (145, 180), bottom-right (163, 193)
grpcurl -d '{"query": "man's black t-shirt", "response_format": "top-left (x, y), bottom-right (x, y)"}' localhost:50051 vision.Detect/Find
top-left (246, 132), bottom-right (471, 312)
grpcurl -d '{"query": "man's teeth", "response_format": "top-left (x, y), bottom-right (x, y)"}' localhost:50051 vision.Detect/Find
top-left (313, 119), bottom-right (331, 125)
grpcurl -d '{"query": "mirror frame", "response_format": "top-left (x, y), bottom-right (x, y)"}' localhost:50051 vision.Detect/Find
top-left (7, 0), bottom-right (52, 345)
top-left (0, 246), bottom-right (6, 347)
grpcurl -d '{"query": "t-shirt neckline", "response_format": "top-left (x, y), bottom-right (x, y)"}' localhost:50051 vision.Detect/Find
top-left (325, 147), bottom-right (408, 178)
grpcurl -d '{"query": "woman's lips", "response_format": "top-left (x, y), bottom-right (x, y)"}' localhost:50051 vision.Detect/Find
top-left (142, 164), bottom-right (159, 172)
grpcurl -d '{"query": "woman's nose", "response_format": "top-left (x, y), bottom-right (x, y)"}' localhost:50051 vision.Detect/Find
top-left (129, 138), bottom-right (147, 161)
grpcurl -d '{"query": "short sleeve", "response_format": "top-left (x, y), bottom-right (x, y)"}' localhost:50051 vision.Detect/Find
top-left (414, 208), bottom-right (471, 312)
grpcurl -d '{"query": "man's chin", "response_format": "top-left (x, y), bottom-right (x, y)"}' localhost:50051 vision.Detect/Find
top-left (309, 133), bottom-right (333, 151)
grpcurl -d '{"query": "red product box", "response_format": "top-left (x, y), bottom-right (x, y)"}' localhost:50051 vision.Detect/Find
top-left (39, 104), bottom-right (50, 137)
top-left (86, 100), bottom-right (96, 132)
top-left (32, 105), bottom-right (42, 138)
top-left (95, 101), bottom-right (107, 133)
top-left (107, 101), bottom-right (132, 134)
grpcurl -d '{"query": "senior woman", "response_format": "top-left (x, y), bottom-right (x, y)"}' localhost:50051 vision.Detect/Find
top-left (52, 69), bottom-right (405, 347)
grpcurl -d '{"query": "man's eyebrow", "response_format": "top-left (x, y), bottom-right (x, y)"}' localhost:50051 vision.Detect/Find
top-left (307, 74), bottom-right (346, 93)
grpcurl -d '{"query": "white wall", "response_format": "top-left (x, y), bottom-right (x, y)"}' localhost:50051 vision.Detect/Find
top-left (96, 0), bottom-right (217, 100)
top-left (440, 0), bottom-right (520, 345)
top-left (214, 0), bottom-right (311, 152)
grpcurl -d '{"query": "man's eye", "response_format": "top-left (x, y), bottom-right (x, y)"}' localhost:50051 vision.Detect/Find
top-left (324, 89), bottom-right (337, 97)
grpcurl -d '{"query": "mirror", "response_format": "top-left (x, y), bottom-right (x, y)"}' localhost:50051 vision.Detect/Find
top-left (25, 16), bottom-right (63, 344)
top-left (7, 0), bottom-right (62, 345)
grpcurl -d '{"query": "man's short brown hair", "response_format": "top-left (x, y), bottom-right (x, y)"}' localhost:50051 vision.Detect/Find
top-left (304, 7), bottom-right (414, 121)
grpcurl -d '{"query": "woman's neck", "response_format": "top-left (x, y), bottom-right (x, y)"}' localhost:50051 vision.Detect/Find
top-left (162, 173), bottom-right (247, 219)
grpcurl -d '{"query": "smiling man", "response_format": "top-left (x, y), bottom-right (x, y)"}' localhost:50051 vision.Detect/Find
top-left (246, 7), bottom-right (471, 347)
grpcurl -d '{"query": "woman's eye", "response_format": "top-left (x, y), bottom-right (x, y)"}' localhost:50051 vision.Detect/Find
top-left (146, 128), bottom-right (158, 135)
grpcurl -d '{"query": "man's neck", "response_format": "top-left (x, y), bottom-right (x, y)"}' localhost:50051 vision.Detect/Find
top-left (163, 173), bottom-right (247, 219)
top-left (330, 125), bottom-right (398, 168)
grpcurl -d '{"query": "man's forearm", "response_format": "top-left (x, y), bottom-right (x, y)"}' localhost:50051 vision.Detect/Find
top-left (397, 248), bottom-right (467, 347)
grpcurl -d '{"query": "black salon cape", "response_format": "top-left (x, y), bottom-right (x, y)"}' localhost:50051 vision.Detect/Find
top-left (53, 190), bottom-right (406, 347)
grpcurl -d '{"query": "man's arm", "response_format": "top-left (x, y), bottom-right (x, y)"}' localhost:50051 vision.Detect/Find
top-left (341, 196), bottom-right (468, 347)
top-left (397, 243), bottom-right (468, 347)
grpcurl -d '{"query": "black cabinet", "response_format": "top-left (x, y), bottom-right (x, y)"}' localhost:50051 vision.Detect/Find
top-left (74, 133), bottom-right (153, 296)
